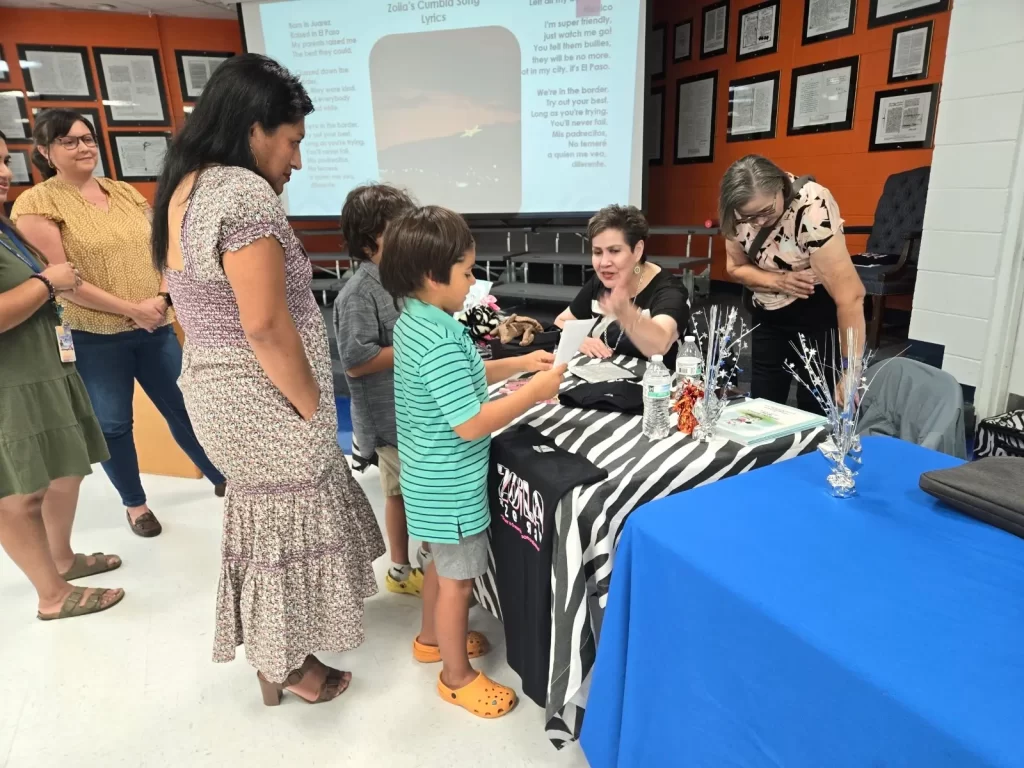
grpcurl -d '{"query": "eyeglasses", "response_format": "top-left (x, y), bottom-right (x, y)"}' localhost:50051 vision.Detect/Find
top-left (54, 135), bottom-right (97, 151)
top-left (734, 205), bottom-right (778, 225)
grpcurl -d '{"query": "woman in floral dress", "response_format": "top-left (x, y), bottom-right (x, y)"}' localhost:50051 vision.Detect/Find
top-left (151, 54), bottom-right (384, 704)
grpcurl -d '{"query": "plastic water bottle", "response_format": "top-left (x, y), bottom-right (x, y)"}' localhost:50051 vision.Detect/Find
top-left (642, 355), bottom-right (673, 440)
top-left (673, 335), bottom-right (702, 398)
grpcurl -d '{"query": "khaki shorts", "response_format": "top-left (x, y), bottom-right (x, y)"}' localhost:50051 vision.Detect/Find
top-left (376, 445), bottom-right (402, 498)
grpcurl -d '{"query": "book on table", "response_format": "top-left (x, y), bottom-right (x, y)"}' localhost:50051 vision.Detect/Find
top-left (716, 398), bottom-right (828, 446)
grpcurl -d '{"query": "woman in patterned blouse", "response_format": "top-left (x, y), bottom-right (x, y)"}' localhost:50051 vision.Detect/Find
top-left (13, 110), bottom-right (225, 538)
top-left (720, 155), bottom-right (866, 412)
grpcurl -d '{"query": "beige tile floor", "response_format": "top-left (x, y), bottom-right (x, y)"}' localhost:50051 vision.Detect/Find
top-left (0, 465), bottom-right (590, 768)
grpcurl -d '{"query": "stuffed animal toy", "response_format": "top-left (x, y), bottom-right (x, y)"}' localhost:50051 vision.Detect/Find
top-left (456, 305), bottom-right (501, 341)
top-left (495, 315), bottom-right (545, 346)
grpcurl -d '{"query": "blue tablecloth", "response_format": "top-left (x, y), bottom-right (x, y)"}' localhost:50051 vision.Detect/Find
top-left (581, 436), bottom-right (1024, 768)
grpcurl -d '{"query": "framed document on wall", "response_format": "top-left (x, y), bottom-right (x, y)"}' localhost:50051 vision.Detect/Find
top-left (787, 56), bottom-right (859, 136)
top-left (32, 106), bottom-right (111, 179)
top-left (869, 83), bottom-right (939, 151)
top-left (737, 0), bottom-right (780, 61)
top-left (647, 85), bottom-right (665, 164)
top-left (674, 71), bottom-right (718, 164)
top-left (728, 72), bottom-right (780, 142)
top-left (16, 45), bottom-right (95, 101)
top-left (93, 48), bottom-right (170, 127)
top-left (868, 0), bottom-right (948, 28)
top-left (110, 131), bottom-right (171, 181)
top-left (673, 19), bottom-right (693, 63)
top-left (888, 21), bottom-right (932, 83)
top-left (803, 0), bottom-right (856, 44)
top-left (0, 45), bottom-right (10, 84)
top-left (6, 147), bottom-right (32, 186)
top-left (174, 50), bottom-right (232, 102)
top-left (701, 1), bottom-right (730, 59)
top-left (0, 91), bottom-right (30, 141)
top-left (650, 23), bottom-right (667, 80)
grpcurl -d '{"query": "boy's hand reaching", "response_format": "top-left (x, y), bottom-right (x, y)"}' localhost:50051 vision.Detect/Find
top-left (521, 350), bottom-right (555, 373)
top-left (527, 364), bottom-right (568, 401)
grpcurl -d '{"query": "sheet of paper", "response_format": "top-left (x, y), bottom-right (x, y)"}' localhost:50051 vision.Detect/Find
top-left (792, 64), bottom-right (853, 129)
top-left (556, 319), bottom-right (595, 365)
top-left (571, 360), bottom-right (638, 383)
top-left (806, 0), bottom-right (852, 38)
top-left (462, 279), bottom-right (493, 311)
top-left (893, 26), bottom-right (928, 78)
top-left (100, 53), bottom-right (165, 122)
top-left (0, 93), bottom-right (28, 140)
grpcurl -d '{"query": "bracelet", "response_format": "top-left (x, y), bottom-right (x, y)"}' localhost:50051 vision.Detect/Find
top-left (29, 274), bottom-right (55, 301)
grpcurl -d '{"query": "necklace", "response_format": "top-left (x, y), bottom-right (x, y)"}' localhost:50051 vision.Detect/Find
top-left (601, 264), bottom-right (650, 353)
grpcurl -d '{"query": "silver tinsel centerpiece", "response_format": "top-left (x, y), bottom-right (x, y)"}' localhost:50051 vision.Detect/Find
top-left (691, 306), bottom-right (754, 442)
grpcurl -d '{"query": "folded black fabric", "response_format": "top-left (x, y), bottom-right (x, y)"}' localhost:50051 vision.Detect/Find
top-left (487, 329), bottom-right (560, 359)
top-left (920, 458), bottom-right (1024, 539)
top-left (559, 380), bottom-right (645, 415)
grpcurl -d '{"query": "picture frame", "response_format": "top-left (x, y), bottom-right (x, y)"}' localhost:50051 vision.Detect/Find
top-left (727, 71), bottom-right (780, 142)
top-left (0, 45), bottom-right (10, 84)
top-left (673, 19), bottom-right (693, 63)
top-left (0, 91), bottom-right (31, 141)
top-left (787, 56), bottom-right (859, 136)
top-left (16, 45), bottom-right (95, 101)
top-left (5, 146), bottom-right (33, 186)
top-left (701, 0), bottom-right (730, 59)
top-left (674, 71), bottom-right (718, 165)
top-left (868, 0), bottom-right (948, 28)
top-left (109, 131), bottom-right (171, 181)
top-left (888, 20), bottom-right (933, 83)
top-left (737, 0), bottom-right (780, 62)
top-left (868, 83), bottom-right (939, 151)
top-left (802, 0), bottom-right (856, 45)
top-left (34, 106), bottom-right (112, 179)
top-left (650, 23), bottom-right (667, 80)
top-left (92, 48), bottom-right (170, 127)
top-left (174, 50), bottom-right (232, 102)
top-left (647, 85), bottom-right (665, 165)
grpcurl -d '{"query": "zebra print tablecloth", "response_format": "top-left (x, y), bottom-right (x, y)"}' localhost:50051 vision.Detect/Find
top-left (474, 356), bottom-right (826, 749)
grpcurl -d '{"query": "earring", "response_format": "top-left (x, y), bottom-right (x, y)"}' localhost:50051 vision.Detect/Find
top-left (249, 146), bottom-right (259, 169)
top-left (633, 264), bottom-right (642, 275)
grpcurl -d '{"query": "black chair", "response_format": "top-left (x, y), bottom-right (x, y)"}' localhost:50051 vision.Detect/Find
top-left (851, 166), bottom-right (930, 347)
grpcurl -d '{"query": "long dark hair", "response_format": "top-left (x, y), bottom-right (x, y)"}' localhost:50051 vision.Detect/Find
top-left (151, 54), bottom-right (313, 270)
top-left (30, 109), bottom-right (93, 180)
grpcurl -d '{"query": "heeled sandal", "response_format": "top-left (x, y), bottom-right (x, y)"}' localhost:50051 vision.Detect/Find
top-left (257, 655), bottom-right (351, 706)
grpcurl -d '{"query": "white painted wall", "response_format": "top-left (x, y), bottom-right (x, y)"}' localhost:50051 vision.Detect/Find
top-left (908, 0), bottom-right (1024, 408)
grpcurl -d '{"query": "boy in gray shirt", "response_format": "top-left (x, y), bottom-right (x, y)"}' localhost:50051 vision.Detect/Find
top-left (335, 184), bottom-right (421, 596)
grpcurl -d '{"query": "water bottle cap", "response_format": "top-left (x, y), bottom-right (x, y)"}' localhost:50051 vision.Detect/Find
top-left (651, 355), bottom-right (663, 362)
top-left (684, 335), bottom-right (695, 342)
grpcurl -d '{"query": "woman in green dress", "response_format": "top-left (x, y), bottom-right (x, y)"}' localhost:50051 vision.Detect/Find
top-left (0, 130), bottom-right (124, 620)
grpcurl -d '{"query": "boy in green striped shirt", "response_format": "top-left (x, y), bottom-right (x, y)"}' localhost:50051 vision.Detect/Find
top-left (380, 205), bottom-right (565, 718)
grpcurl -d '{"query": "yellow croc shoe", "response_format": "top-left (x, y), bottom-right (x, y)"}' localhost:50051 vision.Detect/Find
top-left (385, 567), bottom-right (423, 597)
top-left (437, 671), bottom-right (517, 719)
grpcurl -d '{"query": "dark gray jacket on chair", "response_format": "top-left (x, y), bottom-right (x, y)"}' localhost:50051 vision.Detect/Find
top-left (858, 358), bottom-right (967, 459)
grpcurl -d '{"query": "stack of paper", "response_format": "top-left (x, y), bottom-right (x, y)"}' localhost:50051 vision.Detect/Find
top-left (715, 398), bottom-right (827, 446)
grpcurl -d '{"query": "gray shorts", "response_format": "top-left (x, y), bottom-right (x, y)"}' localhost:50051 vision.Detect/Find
top-left (423, 530), bottom-right (489, 580)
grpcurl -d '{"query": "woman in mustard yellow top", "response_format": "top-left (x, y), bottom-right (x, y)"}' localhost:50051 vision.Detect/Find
top-left (13, 110), bottom-right (224, 538)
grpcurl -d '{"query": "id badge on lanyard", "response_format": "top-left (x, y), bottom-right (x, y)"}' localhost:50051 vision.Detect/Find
top-left (0, 227), bottom-right (76, 362)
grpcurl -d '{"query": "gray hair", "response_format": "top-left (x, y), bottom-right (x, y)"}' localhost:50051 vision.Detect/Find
top-left (718, 155), bottom-right (793, 239)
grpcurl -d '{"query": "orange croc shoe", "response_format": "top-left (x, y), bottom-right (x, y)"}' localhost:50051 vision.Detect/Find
top-left (437, 671), bottom-right (517, 719)
top-left (413, 631), bottom-right (490, 663)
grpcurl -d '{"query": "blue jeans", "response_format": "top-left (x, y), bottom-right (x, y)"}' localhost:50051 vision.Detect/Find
top-left (72, 326), bottom-right (226, 507)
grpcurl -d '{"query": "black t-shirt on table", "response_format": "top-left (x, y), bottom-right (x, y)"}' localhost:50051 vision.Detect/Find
top-left (568, 270), bottom-right (690, 369)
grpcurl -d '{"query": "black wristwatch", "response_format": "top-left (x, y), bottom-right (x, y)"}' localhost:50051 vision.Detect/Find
top-left (158, 291), bottom-right (173, 307)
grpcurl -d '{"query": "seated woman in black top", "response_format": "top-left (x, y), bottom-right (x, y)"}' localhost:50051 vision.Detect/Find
top-left (555, 204), bottom-right (689, 368)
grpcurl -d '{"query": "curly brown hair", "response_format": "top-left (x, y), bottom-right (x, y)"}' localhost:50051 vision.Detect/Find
top-left (340, 183), bottom-right (415, 262)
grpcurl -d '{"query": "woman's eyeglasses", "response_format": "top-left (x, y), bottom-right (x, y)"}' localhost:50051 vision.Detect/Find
top-left (54, 135), bottom-right (97, 151)
top-left (735, 201), bottom-right (779, 225)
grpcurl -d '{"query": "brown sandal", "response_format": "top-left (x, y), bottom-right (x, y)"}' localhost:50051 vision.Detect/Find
top-left (60, 552), bottom-right (121, 581)
top-left (127, 509), bottom-right (162, 538)
top-left (257, 655), bottom-right (351, 706)
top-left (37, 586), bottom-right (124, 621)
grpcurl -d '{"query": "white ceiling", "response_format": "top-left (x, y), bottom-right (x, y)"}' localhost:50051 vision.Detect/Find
top-left (0, 0), bottom-right (238, 19)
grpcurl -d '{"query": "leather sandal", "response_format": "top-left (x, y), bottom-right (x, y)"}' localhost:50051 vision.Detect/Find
top-left (257, 655), bottom-right (351, 706)
top-left (127, 509), bottom-right (162, 538)
top-left (437, 671), bottom-right (517, 719)
top-left (37, 586), bottom-right (124, 621)
top-left (60, 552), bottom-right (121, 581)
top-left (413, 631), bottom-right (490, 663)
